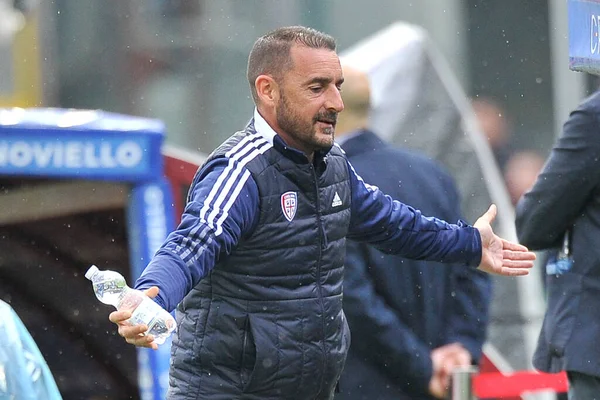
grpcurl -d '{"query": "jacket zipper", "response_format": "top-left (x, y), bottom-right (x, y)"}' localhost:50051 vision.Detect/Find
top-left (310, 163), bottom-right (328, 395)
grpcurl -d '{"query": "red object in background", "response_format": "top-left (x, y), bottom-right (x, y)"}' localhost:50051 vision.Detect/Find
top-left (477, 353), bottom-right (568, 398)
top-left (163, 146), bottom-right (205, 221)
top-left (478, 354), bottom-right (522, 400)
top-left (474, 370), bottom-right (568, 398)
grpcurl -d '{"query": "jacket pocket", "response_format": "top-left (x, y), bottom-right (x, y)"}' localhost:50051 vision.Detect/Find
top-left (241, 313), bottom-right (280, 393)
top-left (321, 309), bottom-right (351, 398)
top-left (240, 316), bottom-right (256, 390)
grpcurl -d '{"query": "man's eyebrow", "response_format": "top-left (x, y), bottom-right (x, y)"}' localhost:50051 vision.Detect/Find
top-left (305, 77), bottom-right (332, 86)
top-left (305, 77), bottom-right (345, 86)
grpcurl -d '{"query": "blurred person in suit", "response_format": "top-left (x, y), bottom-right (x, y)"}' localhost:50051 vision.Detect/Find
top-left (336, 65), bottom-right (492, 399)
top-left (516, 89), bottom-right (600, 399)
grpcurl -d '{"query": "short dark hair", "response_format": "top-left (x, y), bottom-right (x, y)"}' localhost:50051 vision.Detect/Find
top-left (247, 26), bottom-right (337, 103)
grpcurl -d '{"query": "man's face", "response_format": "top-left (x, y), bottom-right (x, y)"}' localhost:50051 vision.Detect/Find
top-left (275, 45), bottom-right (344, 154)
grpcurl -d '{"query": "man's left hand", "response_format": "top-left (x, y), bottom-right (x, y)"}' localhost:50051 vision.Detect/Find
top-left (474, 204), bottom-right (536, 276)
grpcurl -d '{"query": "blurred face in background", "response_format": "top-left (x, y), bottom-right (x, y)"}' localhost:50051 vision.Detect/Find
top-left (274, 44), bottom-right (345, 154)
top-left (504, 151), bottom-right (545, 205)
top-left (472, 98), bottom-right (511, 150)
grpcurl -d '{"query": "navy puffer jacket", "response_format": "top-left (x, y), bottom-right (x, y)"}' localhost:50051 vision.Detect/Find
top-left (169, 125), bottom-right (352, 399)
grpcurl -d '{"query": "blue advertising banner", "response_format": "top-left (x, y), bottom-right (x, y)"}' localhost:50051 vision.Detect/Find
top-left (127, 180), bottom-right (175, 400)
top-left (569, 0), bottom-right (600, 74)
top-left (0, 108), bottom-right (164, 181)
top-left (0, 107), bottom-right (174, 400)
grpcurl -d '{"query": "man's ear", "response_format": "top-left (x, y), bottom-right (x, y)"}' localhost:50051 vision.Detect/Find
top-left (255, 75), bottom-right (279, 106)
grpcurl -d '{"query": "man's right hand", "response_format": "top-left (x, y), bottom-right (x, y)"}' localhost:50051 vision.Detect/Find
top-left (429, 343), bottom-right (472, 398)
top-left (108, 286), bottom-right (160, 350)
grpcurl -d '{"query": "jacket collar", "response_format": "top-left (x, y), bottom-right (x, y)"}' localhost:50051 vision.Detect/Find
top-left (253, 108), bottom-right (277, 145)
top-left (339, 129), bottom-right (386, 157)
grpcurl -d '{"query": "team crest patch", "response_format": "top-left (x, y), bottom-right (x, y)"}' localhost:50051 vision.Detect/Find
top-left (281, 191), bottom-right (298, 222)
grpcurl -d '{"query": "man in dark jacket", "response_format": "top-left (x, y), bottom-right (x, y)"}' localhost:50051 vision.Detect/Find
top-left (109, 26), bottom-right (535, 400)
top-left (516, 90), bottom-right (600, 399)
top-left (336, 65), bottom-right (491, 400)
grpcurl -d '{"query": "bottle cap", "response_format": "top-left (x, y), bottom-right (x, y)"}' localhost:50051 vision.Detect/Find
top-left (85, 265), bottom-right (99, 280)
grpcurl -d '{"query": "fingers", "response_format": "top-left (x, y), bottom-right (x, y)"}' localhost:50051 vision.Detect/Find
top-left (428, 375), bottom-right (447, 399)
top-left (501, 239), bottom-right (533, 253)
top-left (126, 333), bottom-right (158, 350)
top-left (452, 350), bottom-right (471, 367)
top-left (117, 323), bottom-right (159, 350)
top-left (439, 343), bottom-right (465, 354)
top-left (109, 310), bottom-right (132, 324)
top-left (438, 344), bottom-right (471, 373)
top-left (432, 343), bottom-right (470, 374)
top-left (502, 246), bottom-right (536, 260)
top-left (499, 267), bottom-right (530, 276)
top-left (144, 286), bottom-right (160, 299)
top-left (502, 259), bottom-right (535, 269)
top-left (109, 309), bottom-right (158, 350)
top-left (502, 241), bottom-right (536, 274)
top-left (118, 323), bottom-right (148, 338)
top-left (479, 204), bottom-right (497, 224)
top-left (502, 248), bottom-right (536, 271)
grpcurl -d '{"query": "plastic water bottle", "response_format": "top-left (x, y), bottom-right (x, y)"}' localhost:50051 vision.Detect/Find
top-left (85, 265), bottom-right (176, 345)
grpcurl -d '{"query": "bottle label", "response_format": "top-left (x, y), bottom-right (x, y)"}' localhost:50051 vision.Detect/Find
top-left (95, 279), bottom-right (125, 298)
top-left (129, 299), bottom-right (159, 329)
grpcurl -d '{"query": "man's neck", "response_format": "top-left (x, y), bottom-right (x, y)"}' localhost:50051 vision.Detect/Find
top-left (254, 107), bottom-right (315, 162)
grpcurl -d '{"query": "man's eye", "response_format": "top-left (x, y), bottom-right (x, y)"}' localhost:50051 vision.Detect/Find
top-left (309, 86), bottom-right (322, 93)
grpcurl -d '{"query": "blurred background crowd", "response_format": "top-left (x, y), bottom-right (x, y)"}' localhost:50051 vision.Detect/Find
top-left (3, 0), bottom-right (595, 159)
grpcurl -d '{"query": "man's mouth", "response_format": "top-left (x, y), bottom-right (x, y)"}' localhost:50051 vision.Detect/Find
top-left (317, 120), bottom-right (336, 126)
top-left (315, 112), bottom-right (337, 128)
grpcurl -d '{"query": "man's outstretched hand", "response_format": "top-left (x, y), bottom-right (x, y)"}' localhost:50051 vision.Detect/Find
top-left (474, 204), bottom-right (536, 276)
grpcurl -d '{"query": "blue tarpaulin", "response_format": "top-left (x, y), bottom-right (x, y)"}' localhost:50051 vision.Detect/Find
top-left (0, 300), bottom-right (62, 400)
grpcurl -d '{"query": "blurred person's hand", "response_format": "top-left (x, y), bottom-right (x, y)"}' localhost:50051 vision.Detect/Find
top-left (429, 343), bottom-right (472, 398)
top-left (109, 286), bottom-right (160, 350)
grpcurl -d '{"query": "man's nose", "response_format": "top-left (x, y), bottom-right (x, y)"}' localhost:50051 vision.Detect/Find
top-left (326, 87), bottom-right (344, 113)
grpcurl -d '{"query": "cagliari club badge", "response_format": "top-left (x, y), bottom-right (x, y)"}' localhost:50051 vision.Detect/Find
top-left (281, 191), bottom-right (298, 222)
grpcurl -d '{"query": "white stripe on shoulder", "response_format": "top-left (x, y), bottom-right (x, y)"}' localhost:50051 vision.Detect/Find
top-left (199, 133), bottom-right (265, 223)
top-left (214, 169), bottom-right (252, 236)
top-left (177, 135), bottom-right (272, 261)
top-left (204, 139), bottom-right (270, 229)
top-left (225, 133), bottom-right (263, 158)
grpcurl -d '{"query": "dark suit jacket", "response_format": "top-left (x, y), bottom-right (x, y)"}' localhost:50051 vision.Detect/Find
top-left (516, 90), bottom-right (600, 377)
top-left (337, 130), bottom-right (491, 400)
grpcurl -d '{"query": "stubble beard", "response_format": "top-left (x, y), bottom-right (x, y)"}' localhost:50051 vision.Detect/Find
top-left (276, 95), bottom-right (335, 153)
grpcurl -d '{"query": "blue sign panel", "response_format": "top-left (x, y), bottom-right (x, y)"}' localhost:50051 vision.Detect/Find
top-left (127, 180), bottom-right (175, 400)
top-left (0, 108), bottom-right (164, 181)
top-left (569, 0), bottom-right (600, 75)
top-left (0, 108), bottom-right (174, 400)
